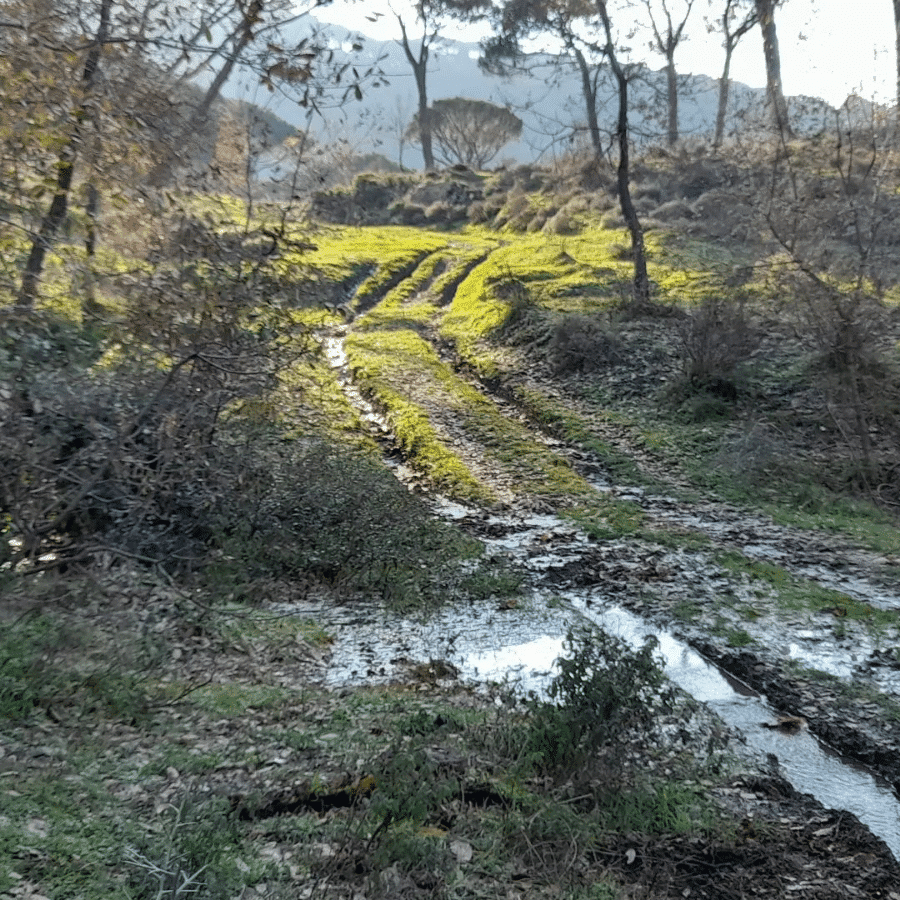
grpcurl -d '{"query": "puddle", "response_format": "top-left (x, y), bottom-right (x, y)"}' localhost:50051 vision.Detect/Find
top-left (321, 332), bottom-right (393, 438)
top-left (453, 594), bottom-right (900, 859)
top-left (571, 601), bottom-right (900, 860)
top-left (279, 588), bottom-right (900, 861)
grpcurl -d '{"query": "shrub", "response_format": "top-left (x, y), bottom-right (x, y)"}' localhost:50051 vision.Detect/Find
top-left (208, 440), bottom-right (479, 607)
top-left (548, 314), bottom-right (622, 375)
top-left (523, 625), bottom-right (671, 775)
top-left (678, 296), bottom-right (759, 398)
top-left (1, 232), bottom-right (311, 572)
top-left (125, 796), bottom-right (243, 899)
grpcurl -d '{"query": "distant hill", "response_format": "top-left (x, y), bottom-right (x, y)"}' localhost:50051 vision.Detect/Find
top-left (223, 15), bottom-right (837, 172)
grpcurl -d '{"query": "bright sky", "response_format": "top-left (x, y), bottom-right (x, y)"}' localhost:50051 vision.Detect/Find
top-left (314, 1), bottom-right (897, 108)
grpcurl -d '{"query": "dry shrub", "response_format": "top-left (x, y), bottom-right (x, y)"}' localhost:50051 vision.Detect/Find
top-left (525, 208), bottom-right (550, 232)
top-left (549, 314), bottom-right (622, 375)
top-left (467, 198), bottom-right (502, 223)
top-left (599, 208), bottom-right (624, 230)
top-left (393, 202), bottom-right (427, 225)
top-left (0, 332), bottom-right (280, 570)
top-left (714, 422), bottom-right (790, 480)
top-left (543, 196), bottom-right (589, 236)
top-left (424, 200), bottom-right (464, 223)
top-left (651, 199), bottom-right (695, 223)
top-left (679, 296), bottom-right (759, 394)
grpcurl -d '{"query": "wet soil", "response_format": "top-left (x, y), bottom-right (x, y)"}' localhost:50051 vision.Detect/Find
top-left (601, 787), bottom-right (899, 899)
top-left (318, 246), bottom-right (900, 893)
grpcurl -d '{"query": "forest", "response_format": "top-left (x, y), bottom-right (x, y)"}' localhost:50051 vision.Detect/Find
top-left (2, 1), bottom-right (900, 898)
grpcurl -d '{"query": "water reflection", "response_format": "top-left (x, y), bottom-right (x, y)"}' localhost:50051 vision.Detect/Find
top-left (462, 595), bottom-right (900, 861)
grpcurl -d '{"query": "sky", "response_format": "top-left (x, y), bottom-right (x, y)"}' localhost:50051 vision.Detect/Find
top-left (313, 1), bottom-right (897, 108)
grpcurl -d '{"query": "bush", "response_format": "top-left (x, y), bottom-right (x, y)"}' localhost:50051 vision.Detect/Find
top-left (549, 314), bottom-right (622, 375)
top-left (523, 625), bottom-right (671, 775)
top-left (677, 296), bottom-right (759, 400)
top-left (208, 440), bottom-right (479, 607)
top-left (125, 796), bottom-right (243, 899)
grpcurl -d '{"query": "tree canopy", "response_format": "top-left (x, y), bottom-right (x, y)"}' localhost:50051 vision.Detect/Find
top-left (406, 97), bottom-right (524, 168)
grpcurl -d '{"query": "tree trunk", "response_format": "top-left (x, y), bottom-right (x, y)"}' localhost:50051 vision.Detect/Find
top-left (399, 17), bottom-right (434, 171)
top-left (146, 1), bottom-right (263, 187)
top-left (755, 0), bottom-right (793, 139)
top-left (594, 0), bottom-right (650, 307)
top-left (573, 46), bottom-right (603, 159)
top-left (715, 1), bottom-right (758, 149)
top-left (715, 40), bottom-right (735, 148)
top-left (18, 0), bottom-right (111, 307)
top-left (666, 51), bottom-right (678, 146)
top-left (414, 61), bottom-right (434, 170)
top-left (82, 182), bottom-right (100, 306)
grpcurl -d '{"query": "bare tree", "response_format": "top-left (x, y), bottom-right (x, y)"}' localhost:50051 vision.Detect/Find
top-left (395, 0), bottom-right (490, 171)
top-left (762, 99), bottom-right (899, 493)
top-left (144, 0), bottom-right (343, 187)
top-left (642, 0), bottom-right (695, 147)
top-left (1, 0), bottom-right (378, 307)
top-left (754, 0), bottom-right (793, 138)
top-left (594, 0), bottom-right (651, 307)
top-left (391, 95), bottom-right (414, 170)
top-left (15, 0), bottom-right (112, 307)
top-left (708, 0), bottom-right (758, 148)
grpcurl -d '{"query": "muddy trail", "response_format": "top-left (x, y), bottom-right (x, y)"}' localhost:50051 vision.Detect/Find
top-left (312, 257), bottom-right (900, 870)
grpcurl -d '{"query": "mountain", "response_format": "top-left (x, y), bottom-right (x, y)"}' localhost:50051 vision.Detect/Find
top-left (224, 15), bottom-right (835, 172)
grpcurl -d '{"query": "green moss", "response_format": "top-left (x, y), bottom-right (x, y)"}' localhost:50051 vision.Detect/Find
top-left (299, 225), bottom-right (453, 287)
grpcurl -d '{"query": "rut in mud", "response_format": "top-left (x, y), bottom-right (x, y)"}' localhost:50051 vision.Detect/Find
top-left (315, 255), bottom-right (900, 860)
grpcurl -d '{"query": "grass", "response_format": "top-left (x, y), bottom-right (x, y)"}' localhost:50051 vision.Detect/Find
top-left (297, 225), bottom-right (460, 295)
top-left (5, 165), bottom-right (900, 899)
top-left (439, 228), bottom-right (633, 376)
top-left (510, 384), bottom-right (653, 486)
top-left (0, 764), bottom-right (142, 898)
top-left (714, 550), bottom-right (900, 631)
top-left (0, 600), bottom-right (737, 900)
top-left (564, 497), bottom-right (646, 539)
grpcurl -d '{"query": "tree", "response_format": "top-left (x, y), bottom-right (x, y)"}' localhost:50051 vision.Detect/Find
top-left (594, 0), bottom-right (651, 307)
top-left (144, 0), bottom-right (349, 187)
top-left (406, 97), bottom-right (523, 167)
top-left (0, 0), bottom-right (376, 307)
top-left (482, 0), bottom-right (610, 160)
top-left (485, 0), bottom-right (605, 161)
top-left (754, 0), bottom-right (793, 138)
top-left (761, 100), bottom-right (900, 494)
top-left (486, 0), bottom-right (649, 302)
top-left (395, 0), bottom-right (490, 171)
top-left (708, 0), bottom-right (758, 148)
top-left (642, 0), bottom-right (695, 147)
top-left (14, 0), bottom-right (112, 307)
